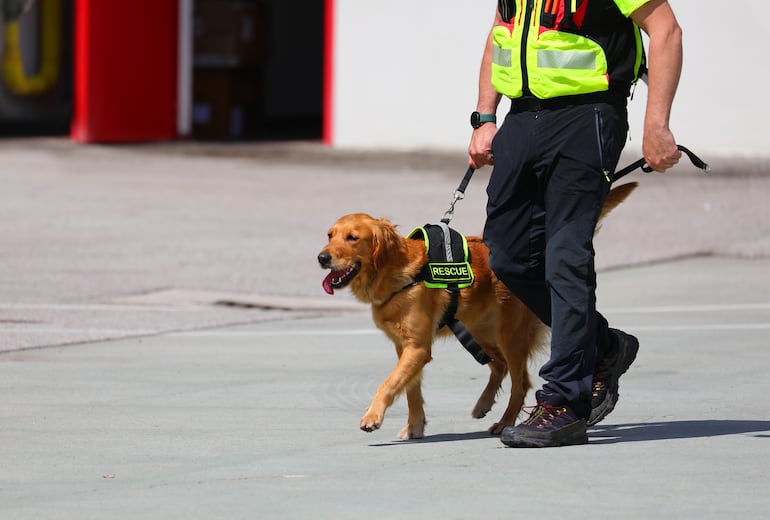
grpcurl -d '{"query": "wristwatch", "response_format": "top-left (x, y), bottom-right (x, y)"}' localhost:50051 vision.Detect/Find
top-left (470, 111), bottom-right (496, 129)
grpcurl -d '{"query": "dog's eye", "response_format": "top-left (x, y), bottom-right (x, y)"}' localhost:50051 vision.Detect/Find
top-left (346, 233), bottom-right (359, 242)
top-left (327, 232), bottom-right (333, 240)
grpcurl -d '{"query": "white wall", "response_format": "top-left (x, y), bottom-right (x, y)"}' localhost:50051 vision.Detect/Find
top-left (332, 1), bottom-right (768, 158)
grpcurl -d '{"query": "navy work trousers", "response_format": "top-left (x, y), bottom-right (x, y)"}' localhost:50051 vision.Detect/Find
top-left (483, 100), bottom-right (627, 418)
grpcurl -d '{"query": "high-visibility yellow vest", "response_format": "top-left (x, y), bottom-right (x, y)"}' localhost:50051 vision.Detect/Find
top-left (492, 0), bottom-right (646, 100)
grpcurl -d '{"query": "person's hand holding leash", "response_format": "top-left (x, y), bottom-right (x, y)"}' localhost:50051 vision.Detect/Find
top-left (643, 125), bottom-right (680, 172)
top-left (468, 123), bottom-right (497, 169)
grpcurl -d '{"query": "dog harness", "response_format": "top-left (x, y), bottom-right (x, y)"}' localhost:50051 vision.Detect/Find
top-left (407, 223), bottom-right (474, 289)
top-left (407, 223), bottom-right (492, 365)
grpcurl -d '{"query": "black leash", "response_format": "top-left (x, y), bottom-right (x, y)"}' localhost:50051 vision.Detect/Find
top-left (441, 166), bottom-right (477, 224)
top-left (613, 144), bottom-right (710, 182)
top-left (443, 145), bottom-right (710, 222)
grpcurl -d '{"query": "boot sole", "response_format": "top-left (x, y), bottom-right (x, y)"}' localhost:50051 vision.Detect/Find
top-left (501, 420), bottom-right (588, 448)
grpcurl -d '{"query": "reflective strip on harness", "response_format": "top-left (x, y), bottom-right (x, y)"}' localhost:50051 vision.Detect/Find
top-left (437, 221), bottom-right (454, 261)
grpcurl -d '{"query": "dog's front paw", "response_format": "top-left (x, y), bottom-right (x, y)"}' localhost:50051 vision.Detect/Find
top-left (360, 412), bottom-right (383, 432)
top-left (398, 421), bottom-right (426, 440)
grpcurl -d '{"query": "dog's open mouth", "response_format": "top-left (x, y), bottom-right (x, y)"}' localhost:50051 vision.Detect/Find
top-left (322, 263), bottom-right (360, 295)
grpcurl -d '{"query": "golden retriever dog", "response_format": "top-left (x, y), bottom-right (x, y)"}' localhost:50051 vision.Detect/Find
top-left (317, 182), bottom-right (637, 439)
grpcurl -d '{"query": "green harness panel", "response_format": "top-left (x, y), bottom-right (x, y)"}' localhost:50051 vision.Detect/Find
top-left (407, 223), bottom-right (474, 289)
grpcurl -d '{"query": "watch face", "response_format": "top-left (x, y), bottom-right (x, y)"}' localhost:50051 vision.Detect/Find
top-left (470, 111), bottom-right (481, 129)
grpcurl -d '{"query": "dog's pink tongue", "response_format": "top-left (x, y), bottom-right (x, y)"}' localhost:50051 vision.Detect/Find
top-left (322, 272), bottom-right (335, 295)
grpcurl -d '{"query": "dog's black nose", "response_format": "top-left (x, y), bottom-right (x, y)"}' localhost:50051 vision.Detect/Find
top-left (318, 251), bottom-right (331, 268)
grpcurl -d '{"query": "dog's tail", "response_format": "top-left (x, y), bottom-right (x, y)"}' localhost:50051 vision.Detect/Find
top-left (597, 181), bottom-right (638, 231)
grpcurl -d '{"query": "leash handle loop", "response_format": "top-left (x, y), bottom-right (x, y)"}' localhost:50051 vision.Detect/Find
top-left (614, 144), bottom-right (710, 181)
top-left (677, 145), bottom-right (710, 171)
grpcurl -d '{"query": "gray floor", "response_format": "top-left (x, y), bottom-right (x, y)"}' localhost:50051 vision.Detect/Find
top-left (1, 139), bottom-right (768, 519)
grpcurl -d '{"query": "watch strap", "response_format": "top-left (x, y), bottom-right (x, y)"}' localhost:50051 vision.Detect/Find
top-left (471, 111), bottom-right (497, 129)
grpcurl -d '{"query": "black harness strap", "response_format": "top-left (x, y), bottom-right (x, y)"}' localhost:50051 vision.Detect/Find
top-left (439, 288), bottom-right (493, 365)
top-left (431, 286), bottom-right (492, 365)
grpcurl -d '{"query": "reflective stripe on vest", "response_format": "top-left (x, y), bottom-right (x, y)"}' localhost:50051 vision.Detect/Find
top-left (493, 46), bottom-right (513, 68)
top-left (537, 49), bottom-right (596, 70)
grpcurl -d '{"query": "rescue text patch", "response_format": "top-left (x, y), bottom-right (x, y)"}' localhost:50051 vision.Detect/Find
top-left (407, 223), bottom-right (475, 289)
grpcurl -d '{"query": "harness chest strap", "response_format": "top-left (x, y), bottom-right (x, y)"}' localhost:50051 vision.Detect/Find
top-left (441, 288), bottom-right (493, 365)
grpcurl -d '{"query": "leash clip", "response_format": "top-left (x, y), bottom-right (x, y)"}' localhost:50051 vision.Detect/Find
top-left (441, 190), bottom-right (465, 224)
top-left (441, 167), bottom-right (476, 224)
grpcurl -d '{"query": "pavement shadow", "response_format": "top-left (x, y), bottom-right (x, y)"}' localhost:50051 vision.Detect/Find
top-left (589, 419), bottom-right (770, 444)
top-left (369, 430), bottom-right (494, 446)
top-left (368, 420), bottom-right (770, 447)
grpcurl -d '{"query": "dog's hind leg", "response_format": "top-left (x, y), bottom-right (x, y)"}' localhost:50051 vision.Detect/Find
top-left (488, 353), bottom-right (531, 435)
top-left (471, 356), bottom-right (506, 419)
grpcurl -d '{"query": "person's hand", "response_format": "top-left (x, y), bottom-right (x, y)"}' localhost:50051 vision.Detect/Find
top-left (468, 124), bottom-right (497, 169)
top-left (642, 125), bottom-right (680, 172)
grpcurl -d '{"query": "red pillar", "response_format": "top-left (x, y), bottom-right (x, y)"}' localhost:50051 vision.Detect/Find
top-left (322, 0), bottom-right (334, 146)
top-left (71, 0), bottom-right (179, 143)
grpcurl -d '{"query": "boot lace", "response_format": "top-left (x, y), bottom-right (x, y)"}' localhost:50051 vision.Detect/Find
top-left (592, 347), bottom-right (619, 398)
top-left (521, 403), bottom-right (569, 428)
top-left (592, 360), bottom-right (611, 397)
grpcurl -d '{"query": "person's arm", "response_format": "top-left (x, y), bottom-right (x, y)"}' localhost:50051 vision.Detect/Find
top-left (631, 0), bottom-right (682, 172)
top-left (468, 9), bottom-right (503, 169)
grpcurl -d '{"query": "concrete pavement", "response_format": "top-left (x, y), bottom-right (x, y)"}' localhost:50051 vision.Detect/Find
top-left (1, 138), bottom-right (769, 518)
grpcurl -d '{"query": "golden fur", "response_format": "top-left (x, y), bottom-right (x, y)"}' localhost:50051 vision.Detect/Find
top-left (318, 183), bottom-right (637, 439)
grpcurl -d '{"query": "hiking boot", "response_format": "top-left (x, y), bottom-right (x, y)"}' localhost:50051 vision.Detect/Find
top-left (588, 328), bottom-right (639, 426)
top-left (501, 391), bottom-right (588, 448)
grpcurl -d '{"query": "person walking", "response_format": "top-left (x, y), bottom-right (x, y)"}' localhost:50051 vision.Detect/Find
top-left (467, 0), bottom-right (682, 447)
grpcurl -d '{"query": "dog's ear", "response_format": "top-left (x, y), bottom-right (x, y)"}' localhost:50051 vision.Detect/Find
top-left (371, 218), bottom-right (403, 271)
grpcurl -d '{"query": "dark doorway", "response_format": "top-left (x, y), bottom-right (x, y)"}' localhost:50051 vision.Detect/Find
top-left (192, 0), bottom-right (324, 141)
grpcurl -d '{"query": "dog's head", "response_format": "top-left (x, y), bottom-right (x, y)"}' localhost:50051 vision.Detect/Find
top-left (317, 213), bottom-right (403, 295)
